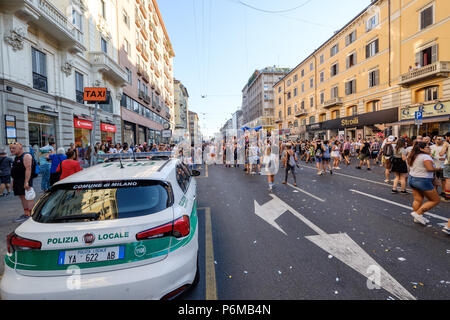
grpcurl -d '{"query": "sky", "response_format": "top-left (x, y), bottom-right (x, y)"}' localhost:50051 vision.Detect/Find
top-left (158, 0), bottom-right (373, 138)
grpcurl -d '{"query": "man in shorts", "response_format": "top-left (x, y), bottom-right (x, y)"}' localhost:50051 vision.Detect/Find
top-left (0, 148), bottom-right (13, 197)
top-left (10, 143), bottom-right (35, 223)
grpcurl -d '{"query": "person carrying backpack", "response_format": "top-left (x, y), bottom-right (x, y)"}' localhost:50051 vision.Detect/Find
top-left (357, 139), bottom-right (372, 171)
top-left (282, 144), bottom-right (297, 186)
top-left (382, 136), bottom-right (396, 183)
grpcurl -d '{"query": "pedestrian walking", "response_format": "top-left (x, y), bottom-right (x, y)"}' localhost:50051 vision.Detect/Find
top-left (322, 140), bottom-right (332, 174)
top-left (331, 141), bottom-right (341, 170)
top-left (391, 138), bottom-right (408, 194)
top-left (430, 135), bottom-right (446, 198)
top-left (343, 138), bottom-right (351, 165)
top-left (313, 139), bottom-right (324, 175)
top-left (407, 142), bottom-right (440, 226)
top-left (57, 150), bottom-right (83, 181)
top-left (39, 147), bottom-right (51, 192)
top-left (382, 136), bottom-right (395, 182)
top-left (48, 147), bottom-right (67, 186)
top-left (282, 144), bottom-right (297, 186)
top-left (0, 148), bottom-right (13, 197)
top-left (9, 143), bottom-right (36, 223)
top-left (262, 146), bottom-right (277, 191)
top-left (356, 139), bottom-right (372, 171)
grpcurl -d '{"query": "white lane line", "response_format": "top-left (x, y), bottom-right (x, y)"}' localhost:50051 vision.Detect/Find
top-left (350, 189), bottom-right (449, 222)
top-left (287, 183), bottom-right (326, 202)
top-left (297, 164), bottom-right (412, 191)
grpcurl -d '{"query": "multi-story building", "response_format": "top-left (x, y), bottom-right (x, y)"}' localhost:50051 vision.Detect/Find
top-left (242, 67), bottom-right (290, 132)
top-left (188, 111), bottom-right (200, 144)
top-left (0, 0), bottom-right (128, 149)
top-left (117, 0), bottom-right (174, 146)
top-left (275, 0), bottom-right (450, 141)
top-left (174, 79), bottom-right (189, 132)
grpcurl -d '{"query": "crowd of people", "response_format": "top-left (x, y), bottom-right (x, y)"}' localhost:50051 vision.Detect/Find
top-left (214, 132), bottom-right (450, 236)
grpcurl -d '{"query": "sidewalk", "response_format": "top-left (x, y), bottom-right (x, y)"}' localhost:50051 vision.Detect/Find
top-left (0, 177), bottom-right (44, 275)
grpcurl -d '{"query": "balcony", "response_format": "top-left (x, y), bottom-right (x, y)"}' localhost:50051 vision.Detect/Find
top-left (135, 8), bottom-right (144, 28)
top-left (274, 118), bottom-right (283, 124)
top-left (323, 97), bottom-right (343, 109)
top-left (138, 90), bottom-right (150, 104)
top-left (89, 52), bottom-right (128, 86)
top-left (2, 0), bottom-right (86, 53)
top-left (399, 61), bottom-right (450, 87)
top-left (295, 109), bottom-right (307, 117)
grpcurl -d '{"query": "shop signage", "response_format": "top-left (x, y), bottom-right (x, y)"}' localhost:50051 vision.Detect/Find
top-left (162, 130), bottom-right (172, 138)
top-left (83, 87), bottom-right (107, 102)
top-left (74, 118), bottom-right (93, 130)
top-left (341, 117), bottom-right (359, 127)
top-left (320, 108), bottom-right (398, 130)
top-left (5, 115), bottom-right (17, 144)
top-left (400, 102), bottom-right (449, 121)
top-left (101, 123), bottom-right (117, 133)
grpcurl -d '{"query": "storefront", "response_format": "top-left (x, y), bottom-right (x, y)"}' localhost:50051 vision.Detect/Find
top-left (100, 123), bottom-right (117, 145)
top-left (123, 121), bottom-right (136, 146)
top-left (28, 111), bottom-right (57, 148)
top-left (320, 108), bottom-right (398, 140)
top-left (74, 117), bottom-right (93, 148)
top-left (399, 101), bottom-right (450, 137)
top-left (305, 123), bottom-right (327, 140)
top-left (138, 125), bottom-right (146, 145)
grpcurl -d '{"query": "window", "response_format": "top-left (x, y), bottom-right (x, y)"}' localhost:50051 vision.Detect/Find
top-left (310, 77), bottom-right (314, 88)
top-left (420, 5), bottom-right (433, 30)
top-left (278, 97), bottom-right (282, 105)
top-left (310, 62), bottom-right (314, 71)
top-left (346, 30), bottom-right (356, 46)
top-left (320, 71), bottom-right (324, 83)
top-left (366, 100), bottom-right (380, 113)
top-left (310, 96), bottom-right (314, 108)
top-left (366, 13), bottom-right (379, 32)
top-left (424, 86), bottom-right (438, 101)
top-left (309, 116), bottom-right (315, 124)
top-left (72, 9), bottom-right (83, 31)
top-left (32, 48), bottom-right (47, 92)
top-left (287, 79), bottom-right (291, 87)
top-left (101, 37), bottom-right (108, 53)
top-left (416, 44), bottom-right (438, 67)
top-left (369, 69), bottom-right (379, 88)
top-left (332, 110), bottom-right (340, 119)
top-left (294, 87), bottom-right (298, 97)
top-left (347, 105), bottom-right (357, 116)
top-left (345, 79), bottom-right (356, 95)
top-left (301, 69), bottom-right (304, 77)
top-left (319, 114), bottom-right (326, 122)
top-left (124, 39), bottom-right (130, 54)
top-left (287, 92), bottom-right (291, 100)
top-left (330, 63), bottom-right (339, 77)
top-left (293, 74), bottom-right (298, 82)
top-left (278, 86), bottom-right (282, 93)
top-left (123, 10), bottom-right (130, 27)
top-left (278, 111), bottom-right (282, 119)
top-left (331, 86), bottom-right (339, 99)
top-left (320, 54), bottom-right (324, 64)
top-left (366, 39), bottom-right (379, 58)
top-left (330, 44), bottom-right (339, 57)
top-left (346, 52), bottom-right (356, 68)
top-left (287, 106), bottom-right (292, 116)
top-left (101, 0), bottom-right (106, 18)
top-left (301, 83), bottom-right (305, 93)
top-left (302, 119), bottom-right (306, 126)
top-left (320, 92), bottom-right (324, 104)
top-left (75, 71), bottom-right (84, 104)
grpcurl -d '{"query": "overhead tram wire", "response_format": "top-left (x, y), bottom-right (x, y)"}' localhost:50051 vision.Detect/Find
top-left (236, 0), bottom-right (314, 14)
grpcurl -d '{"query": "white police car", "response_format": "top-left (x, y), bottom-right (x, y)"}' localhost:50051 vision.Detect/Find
top-left (1, 153), bottom-right (200, 300)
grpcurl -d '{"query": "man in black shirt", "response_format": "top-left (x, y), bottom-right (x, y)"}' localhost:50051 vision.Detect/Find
top-left (10, 143), bottom-right (35, 223)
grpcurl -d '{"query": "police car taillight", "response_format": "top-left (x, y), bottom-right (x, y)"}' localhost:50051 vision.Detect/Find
top-left (136, 216), bottom-right (190, 240)
top-left (7, 232), bottom-right (42, 254)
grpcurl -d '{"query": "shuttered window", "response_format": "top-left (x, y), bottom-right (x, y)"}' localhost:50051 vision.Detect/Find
top-left (345, 80), bottom-right (356, 95)
top-left (369, 69), bottom-right (380, 88)
top-left (366, 39), bottom-right (379, 58)
top-left (420, 6), bottom-right (433, 30)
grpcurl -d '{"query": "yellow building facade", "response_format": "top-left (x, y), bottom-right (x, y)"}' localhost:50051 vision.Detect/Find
top-left (275, 0), bottom-right (450, 141)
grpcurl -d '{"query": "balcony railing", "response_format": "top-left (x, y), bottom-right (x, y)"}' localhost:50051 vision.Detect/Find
top-left (12, 0), bottom-right (86, 53)
top-left (295, 109), bottom-right (307, 117)
top-left (89, 52), bottom-right (128, 86)
top-left (399, 61), bottom-right (450, 87)
top-left (33, 72), bottom-right (48, 93)
top-left (274, 118), bottom-right (283, 123)
top-left (323, 97), bottom-right (343, 109)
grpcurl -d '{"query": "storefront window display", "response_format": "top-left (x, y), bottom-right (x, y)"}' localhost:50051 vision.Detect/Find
top-left (28, 112), bottom-right (56, 148)
top-left (74, 118), bottom-right (93, 148)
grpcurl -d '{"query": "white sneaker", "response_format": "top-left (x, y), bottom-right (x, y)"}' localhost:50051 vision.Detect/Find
top-left (317, 171), bottom-right (322, 175)
top-left (384, 179), bottom-right (390, 183)
top-left (410, 212), bottom-right (429, 226)
top-left (442, 226), bottom-right (450, 235)
top-left (335, 167), bottom-right (341, 170)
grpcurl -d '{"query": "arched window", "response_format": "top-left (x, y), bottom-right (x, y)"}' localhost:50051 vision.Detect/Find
top-left (347, 105), bottom-right (357, 116)
top-left (309, 116), bottom-right (315, 124)
top-left (366, 100), bottom-right (380, 113)
top-left (332, 110), bottom-right (340, 119)
top-left (319, 113), bottom-right (327, 122)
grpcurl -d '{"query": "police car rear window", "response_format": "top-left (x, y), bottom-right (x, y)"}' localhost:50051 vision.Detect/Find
top-left (32, 181), bottom-right (173, 223)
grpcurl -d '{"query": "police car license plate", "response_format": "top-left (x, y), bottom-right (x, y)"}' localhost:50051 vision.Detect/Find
top-left (58, 246), bottom-right (125, 265)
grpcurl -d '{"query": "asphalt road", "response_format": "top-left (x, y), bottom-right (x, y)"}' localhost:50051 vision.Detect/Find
top-left (183, 160), bottom-right (450, 300)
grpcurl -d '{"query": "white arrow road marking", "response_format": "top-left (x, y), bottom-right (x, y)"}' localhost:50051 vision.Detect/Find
top-left (350, 189), bottom-right (449, 222)
top-left (254, 194), bottom-right (416, 300)
top-left (306, 233), bottom-right (416, 300)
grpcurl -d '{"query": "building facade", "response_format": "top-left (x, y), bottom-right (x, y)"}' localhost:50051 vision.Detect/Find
top-left (188, 110), bottom-right (200, 144)
top-left (117, 0), bottom-right (174, 146)
top-left (275, 0), bottom-right (450, 141)
top-left (242, 67), bottom-right (290, 132)
top-left (0, 0), bottom-right (128, 150)
top-left (174, 79), bottom-right (189, 131)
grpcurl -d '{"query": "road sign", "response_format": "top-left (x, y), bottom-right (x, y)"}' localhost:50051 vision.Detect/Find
top-left (83, 87), bottom-right (107, 102)
top-left (414, 111), bottom-right (423, 125)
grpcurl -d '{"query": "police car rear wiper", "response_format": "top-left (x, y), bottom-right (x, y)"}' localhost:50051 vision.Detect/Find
top-left (54, 213), bottom-right (100, 222)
